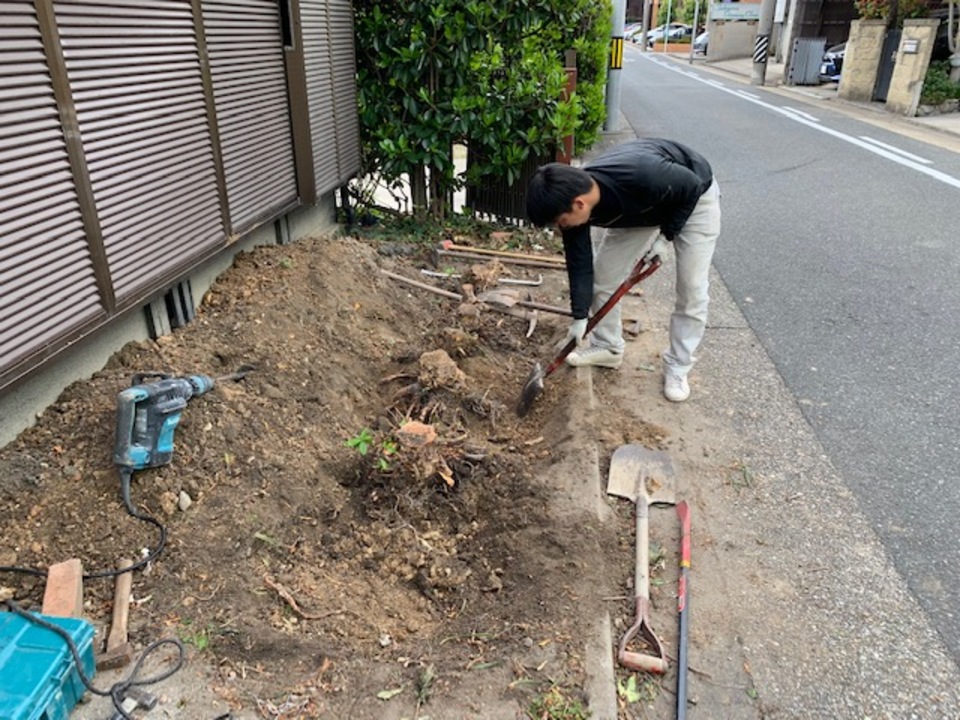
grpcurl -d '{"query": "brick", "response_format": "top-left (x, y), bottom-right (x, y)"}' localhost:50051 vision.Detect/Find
top-left (42, 558), bottom-right (84, 617)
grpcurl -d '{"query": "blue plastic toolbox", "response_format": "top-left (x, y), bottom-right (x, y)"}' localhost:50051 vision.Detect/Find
top-left (0, 611), bottom-right (96, 720)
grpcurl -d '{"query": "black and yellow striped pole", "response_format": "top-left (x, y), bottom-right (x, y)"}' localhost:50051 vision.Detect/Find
top-left (603, 0), bottom-right (627, 131)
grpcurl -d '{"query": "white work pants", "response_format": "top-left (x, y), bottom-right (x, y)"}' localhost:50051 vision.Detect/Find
top-left (588, 179), bottom-right (721, 377)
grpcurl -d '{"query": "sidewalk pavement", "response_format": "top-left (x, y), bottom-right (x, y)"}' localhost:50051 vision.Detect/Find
top-left (571, 61), bottom-right (960, 717)
top-left (674, 53), bottom-right (960, 140)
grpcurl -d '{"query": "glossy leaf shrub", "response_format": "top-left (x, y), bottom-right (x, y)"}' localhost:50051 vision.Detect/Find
top-left (353, 1), bottom-right (612, 219)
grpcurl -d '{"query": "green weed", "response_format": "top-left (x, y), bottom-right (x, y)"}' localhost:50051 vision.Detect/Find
top-left (345, 427), bottom-right (375, 455)
top-left (179, 621), bottom-right (214, 652)
top-left (527, 685), bottom-right (590, 719)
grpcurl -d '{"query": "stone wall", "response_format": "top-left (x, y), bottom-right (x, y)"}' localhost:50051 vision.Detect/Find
top-left (885, 19), bottom-right (941, 116)
top-left (838, 19), bottom-right (887, 102)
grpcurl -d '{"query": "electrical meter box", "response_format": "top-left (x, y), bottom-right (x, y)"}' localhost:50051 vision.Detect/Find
top-left (0, 611), bottom-right (96, 720)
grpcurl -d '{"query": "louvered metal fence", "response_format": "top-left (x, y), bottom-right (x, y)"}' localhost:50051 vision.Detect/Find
top-left (0, 0), bottom-right (360, 392)
top-left (787, 37), bottom-right (827, 86)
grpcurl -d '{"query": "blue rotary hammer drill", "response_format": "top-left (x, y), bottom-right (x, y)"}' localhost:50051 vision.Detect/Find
top-left (110, 366), bottom-right (250, 571)
top-left (113, 367), bottom-right (252, 475)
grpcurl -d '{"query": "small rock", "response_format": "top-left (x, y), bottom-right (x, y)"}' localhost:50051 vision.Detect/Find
top-left (482, 571), bottom-right (503, 593)
top-left (262, 383), bottom-right (285, 401)
top-left (418, 349), bottom-right (466, 389)
top-left (159, 491), bottom-right (177, 517)
top-left (178, 491), bottom-right (193, 512)
top-left (379, 634), bottom-right (392, 648)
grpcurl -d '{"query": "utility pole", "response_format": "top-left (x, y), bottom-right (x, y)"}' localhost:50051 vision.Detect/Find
top-left (639, 0), bottom-right (652, 51)
top-left (688, 0), bottom-right (702, 64)
top-left (751, 0), bottom-right (777, 85)
top-left (604, 0), bottom-right (626, 131)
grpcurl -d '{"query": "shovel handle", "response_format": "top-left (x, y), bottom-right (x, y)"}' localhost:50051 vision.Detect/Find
top-left (635, 496), bottom-right (651, 601)
top-left (543, 256), bottom-right (661, 378)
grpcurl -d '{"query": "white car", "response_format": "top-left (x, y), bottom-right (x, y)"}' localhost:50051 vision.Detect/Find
top-left (645, 23), bottom-right (692, 47)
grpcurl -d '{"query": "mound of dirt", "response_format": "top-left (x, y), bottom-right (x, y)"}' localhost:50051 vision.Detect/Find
top-left (0, 229), bottom-right (649, 718)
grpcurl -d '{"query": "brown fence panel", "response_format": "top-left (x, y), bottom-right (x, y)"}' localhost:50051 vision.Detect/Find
top-left (301, 0), bottom-right (360, 196)
top-left (465, 146), bottom-right (555, 225)
top-left (0, 1), bottom-right (105, 378)
top-left (202, 0), bottom-right (298, 234)
top-left (55, 0), bottom-right (225, 301)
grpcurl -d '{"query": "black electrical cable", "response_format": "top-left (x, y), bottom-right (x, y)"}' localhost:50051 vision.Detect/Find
top-left (2, 598), bottom-right (184, 720)
top-left (0, 468), bottom-right (166, 581)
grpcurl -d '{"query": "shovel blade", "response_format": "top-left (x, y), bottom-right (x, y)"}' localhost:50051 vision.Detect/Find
top-left (607, 445), bottom-right (676, 505)
top-left (516, 362), bottom-right (544, 417)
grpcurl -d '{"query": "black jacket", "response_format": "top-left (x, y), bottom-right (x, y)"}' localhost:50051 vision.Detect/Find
top-left (562, 139), bottom-right (713, 319)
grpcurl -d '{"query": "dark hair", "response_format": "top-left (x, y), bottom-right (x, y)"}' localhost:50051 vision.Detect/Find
top-left (526, 163), bottom-right (593, 227)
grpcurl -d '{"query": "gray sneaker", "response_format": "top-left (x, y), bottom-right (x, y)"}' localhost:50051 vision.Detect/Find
top-left (566, 346), bottom-right (623, 368)
top-left (663, 371), bottom-right (690, 402)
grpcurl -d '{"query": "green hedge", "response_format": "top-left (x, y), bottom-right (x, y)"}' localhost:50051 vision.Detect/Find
top-left (353, 1), bottom-right (612, 219)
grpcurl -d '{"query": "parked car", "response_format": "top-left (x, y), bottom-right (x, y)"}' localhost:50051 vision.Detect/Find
top-left (628, 24), bottom-right (656, 43)
top-left (819, 42), bottom-right (845, 83)
top-left (626, 23), bottom-right (646, 43)
top-left (643, 23), bottom-right (691, 47)
top-left (693, 31), bottom-right (709, 55)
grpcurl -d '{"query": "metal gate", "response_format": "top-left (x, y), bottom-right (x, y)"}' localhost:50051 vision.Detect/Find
top-left (787, 37), bottom-right (826, 85)
top-left (873, 29), bottom-right (901, 102)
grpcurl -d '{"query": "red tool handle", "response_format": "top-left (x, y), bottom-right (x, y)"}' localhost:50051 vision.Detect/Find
top-left (543, 255), bottom-right (661, 377)
top-left (676, 500), bottom-right (691, 720)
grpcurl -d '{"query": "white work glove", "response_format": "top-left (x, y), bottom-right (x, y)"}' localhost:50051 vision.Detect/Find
top-left (643, 234), bottom-right (671, 265)
top-left (559, 317), bottom-right (588, 349)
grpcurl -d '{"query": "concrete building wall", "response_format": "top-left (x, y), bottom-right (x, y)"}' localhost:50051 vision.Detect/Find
top-left (707, 20), bottom-right (760, 60)
top-left (0, 196), bottom-right (337, 449)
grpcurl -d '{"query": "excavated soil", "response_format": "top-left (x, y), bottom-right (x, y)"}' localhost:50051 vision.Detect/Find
top-left (0, 227), bottom-right (669, 719)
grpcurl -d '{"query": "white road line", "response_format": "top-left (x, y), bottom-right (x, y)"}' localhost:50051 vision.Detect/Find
top-left (642, 56), bottom-right (960, 190)
top-left (735, 90), bottom-right (762, 100)
top-left (858, 135), bottom-right (932, 164)
top-left (782, 106), bottom-right (820, 122)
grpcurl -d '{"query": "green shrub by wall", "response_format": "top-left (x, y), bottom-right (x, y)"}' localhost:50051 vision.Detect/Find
top-left (353, 1), bottom-right (612, 219)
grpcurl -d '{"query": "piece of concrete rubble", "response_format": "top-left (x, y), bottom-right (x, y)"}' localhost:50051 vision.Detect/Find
top-left (396, 421), bottom-right (437, 448)
top-left (418, 349), bottom-right (466, 389)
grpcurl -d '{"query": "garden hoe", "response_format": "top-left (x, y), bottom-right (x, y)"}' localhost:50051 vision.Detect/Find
top-left (607, 444), bottom-right (676, 674)
top-left (515, 253), bottom-right (661, 417)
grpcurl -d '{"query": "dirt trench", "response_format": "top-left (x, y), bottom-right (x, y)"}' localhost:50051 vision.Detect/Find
top-left (0, 229), bottom-right (648, 719)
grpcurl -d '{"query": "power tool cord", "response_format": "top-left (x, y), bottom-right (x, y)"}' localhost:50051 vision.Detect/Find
top-left (0, 468), bottom-right (166, 581)
top-left (2, 598), bottom-right (184, 720)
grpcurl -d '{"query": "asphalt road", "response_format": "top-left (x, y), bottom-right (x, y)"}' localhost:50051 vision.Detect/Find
top-left (619, 49), bottom-right (960, 663)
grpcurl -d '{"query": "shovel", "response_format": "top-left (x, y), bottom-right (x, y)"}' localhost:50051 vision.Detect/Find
top-left (607, 444), bottom-right (676, 674)
top-left (515, 253), bottom-right (661, 417)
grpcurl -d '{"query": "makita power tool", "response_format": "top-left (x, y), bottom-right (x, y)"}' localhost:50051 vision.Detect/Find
top-left (113, 367), bottom-right (252, 474)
